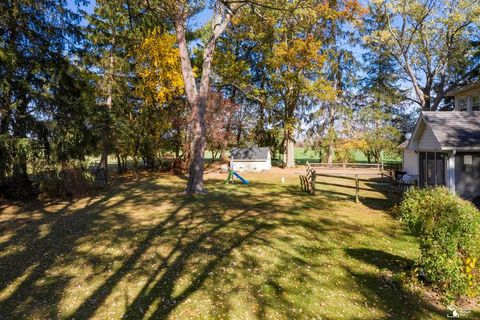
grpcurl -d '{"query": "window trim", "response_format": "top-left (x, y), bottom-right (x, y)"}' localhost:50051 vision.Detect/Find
top-left (473, 95), bottom-right (480, 111)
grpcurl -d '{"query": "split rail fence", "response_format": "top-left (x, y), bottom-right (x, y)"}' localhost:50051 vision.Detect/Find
top-left (300, 161), bottom-right (402, 203)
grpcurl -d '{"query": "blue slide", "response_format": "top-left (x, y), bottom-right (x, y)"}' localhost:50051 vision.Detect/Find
top-left (232, 172), bottom-right (249, 184)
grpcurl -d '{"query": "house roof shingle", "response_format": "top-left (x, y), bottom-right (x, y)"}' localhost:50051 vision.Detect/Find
top-left (231, 147), bottom-right (270, 160)
top-left (422, 111), bottom-right (480, 149)
top-left (445, 82), bottom-right (480, 97)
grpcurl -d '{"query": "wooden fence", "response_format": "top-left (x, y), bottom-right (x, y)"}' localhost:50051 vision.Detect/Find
top-left (305, 162), bottom-right (385, 170)
top-left (300, 163), bottom-right (316, 195)
top-left (300, 162), bottom-right (402, 203)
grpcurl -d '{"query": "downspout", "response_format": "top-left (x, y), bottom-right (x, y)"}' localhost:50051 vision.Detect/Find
top-left (448, 149), bottom-right (456, 193)
top-left (416, 145), bottom-right (420, 187)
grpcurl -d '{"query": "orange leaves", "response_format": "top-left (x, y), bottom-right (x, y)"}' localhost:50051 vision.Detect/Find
top-left (341, 0), bottom-right (368, 20)
top-left (312, 0), bottom-right (366, 21)
top-left (135, 28), bottom-right (184, 106)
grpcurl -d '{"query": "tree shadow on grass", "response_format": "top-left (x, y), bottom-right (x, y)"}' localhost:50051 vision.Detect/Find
top-left (0, 178), bottom-right (181, 319)
top-left (4, 173), bottom-right (450, 320)
top-left (0, 174), bottom-right (337, 319)
top-left (68, 202), bottom-right (274, 320)
top-left (69, 180), bottom-right (337, 319)
top-left (312, 173), bottom-right (403, 213)
top-left (345, 248), bottom-right (446, 319)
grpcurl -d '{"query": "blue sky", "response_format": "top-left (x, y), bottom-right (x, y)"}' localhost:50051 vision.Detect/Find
top-left (68, 0), bottom-right (212, 29)
top-left (67, 0), bottom-right (93, 14)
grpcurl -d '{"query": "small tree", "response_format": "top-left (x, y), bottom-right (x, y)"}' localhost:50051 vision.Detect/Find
top-left (205, 92), bottom-right (239, 162)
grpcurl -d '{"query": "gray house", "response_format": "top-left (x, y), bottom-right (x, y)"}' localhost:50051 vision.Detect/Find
top-left (400, 83), bottom-right (480, 201)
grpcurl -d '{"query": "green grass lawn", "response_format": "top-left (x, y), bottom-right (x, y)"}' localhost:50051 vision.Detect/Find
top-left (0, 171), bottom-right (477, 319)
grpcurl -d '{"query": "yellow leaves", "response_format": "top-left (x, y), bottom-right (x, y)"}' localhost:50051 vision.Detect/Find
top-left (335, 138), bottom-right (362, 163)
top-left (465, 257), bottom-right (478, 296)
top-left (310, 79), bottom-right (337, 102)
top-left (465, 257), bottom-right (477, 274)
top-left (214, 50), bottom-right (249, 84)
top-left (364, 29), bottom-right (395, 49)
top-left (270, 36), bottom-right (324, 71)
top-left (135, 28), bottom-right (184, 106)
top-left (266, 33), bottom-right (333, 103)
top-left (350, 138), bottom-right (369, 151)
top-left (310, 0), bottom-right (365, 22)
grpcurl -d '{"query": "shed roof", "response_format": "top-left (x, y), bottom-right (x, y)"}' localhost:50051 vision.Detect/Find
top-left (410, 111), bottom-right (480, 150)
top-left (231, 147), bottom-right (270, 160)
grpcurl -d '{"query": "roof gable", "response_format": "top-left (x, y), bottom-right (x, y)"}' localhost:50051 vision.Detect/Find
top-left (423, 111), bottom-right (480, 149)
top-left (408, 111), bottom-right (480, 150)
top-left (408, 115), bottom-right (441, 150)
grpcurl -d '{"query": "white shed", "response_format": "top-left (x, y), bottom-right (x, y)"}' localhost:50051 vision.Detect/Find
top-left (231, 147), bottom-right (272, 172)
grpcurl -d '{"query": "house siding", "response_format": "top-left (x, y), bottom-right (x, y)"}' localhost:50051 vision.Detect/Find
top-left (402, 149), bottom-right (418, 175)
top-left (232, 160), bottom-right (271, 172)
top-left (455, 152), bottom-right (480, 200)
top-left (418, 126), bottom-right (440, 150)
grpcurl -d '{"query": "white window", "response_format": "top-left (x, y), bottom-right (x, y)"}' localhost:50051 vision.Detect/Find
top-left (473, 96), bottom-right (480, 111)
top-left (464, 154), bottom-right (473, 174)
top-left (459, 98), bottom-right (467, 111)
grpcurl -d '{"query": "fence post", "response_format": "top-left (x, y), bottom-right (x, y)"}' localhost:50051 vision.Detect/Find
top-left (355, 174), bottom-right (359, 204)
top-left (311, 170), bottom-right (316, 195)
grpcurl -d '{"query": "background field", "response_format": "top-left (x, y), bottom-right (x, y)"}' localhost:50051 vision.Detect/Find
top-left (91, 148), bottom-right (402, 171)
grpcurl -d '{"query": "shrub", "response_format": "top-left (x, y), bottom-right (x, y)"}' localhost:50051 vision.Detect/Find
top-left (399, 187), bottom-right (480, 299)
top-left (32, 161), bottom-right (95, 198)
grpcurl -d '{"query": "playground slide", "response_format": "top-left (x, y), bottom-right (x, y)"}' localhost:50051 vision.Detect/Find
top-left (232, 172), bottom-right (249, 184)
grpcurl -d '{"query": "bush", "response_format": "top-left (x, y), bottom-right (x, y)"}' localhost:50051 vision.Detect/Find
top-left (399, 187), bottom-right (480, 299)
top-left (32, 161), bottom-right (95, 198)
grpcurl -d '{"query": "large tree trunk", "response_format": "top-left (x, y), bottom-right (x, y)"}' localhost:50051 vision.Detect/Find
top-left (374, 152), bottom-right (381, 164)
top-left (236, 125), bottom-right (242, 145)
top-left (8, 101), bottom-right (34, 199)
top-left (283, 98), bottom-right (296, 168)
top-left (326, 105), bottom-right (336, 165)
top-left (422, 85), bottom-right (432, 111)
top-left (184, 98), bottom-right (207, 193)
top-left (175, 8), bottom-right (231, 195)
top-left (283, 129), bottom-right (295, 168)
top-left (96, 36), bottom-right (115, 186)
top-left (0, 107), bottom-right (11, 184)
top-left (326, 143), bottom-right (334, 165)
top-left (176, 15), bottom-right (203, 194)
